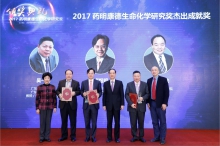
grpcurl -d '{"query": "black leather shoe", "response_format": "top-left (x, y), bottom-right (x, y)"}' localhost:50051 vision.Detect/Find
top-left (130, 137), bottom-right (138, 142)
top-left (45, 138), bottom-right (51, 142)
top-left (58, 137), bottom-right (67, 142)
top-left (92, 138), bottom-right (96, 142)
top-left (160, 139), bottom-right (165, 145)
top-left (150, 138), bottom-right (160, 142)
top-left (106, 139), bottom-right (112, 143)
top-left (39, 139), bottom-right (44, 143)
top-left (71, 137), bottom-right (76, 142)
top-left (115, 139), bottom-right (120, 143)
top-left (139, 138), bottom-right (146, 143)
top-left (84, 137), bottom-right (90, 142)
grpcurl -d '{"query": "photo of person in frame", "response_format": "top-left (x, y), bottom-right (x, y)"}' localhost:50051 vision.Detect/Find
top-left (86, 34), bottom-right (115, 74)
top-left (29, 36), bottom-right (59, 74)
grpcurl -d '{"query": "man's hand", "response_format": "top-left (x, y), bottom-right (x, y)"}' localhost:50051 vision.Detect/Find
top-left (71, 91), bottom-right (75, 96)
top-left (120, 105), bottom-right (124, 110)
top-left (147, 103), bottom-right (150, 109)
top-left (36, 109), bottom-right (40, 114)
top-left (139, 97), bottom-right (144, 101)
top-left (83, 92), bottom-right (87, 97)
top-left (161, 104), bottom-right (167, 111)
top-left (131, 104), bottom-right (136, 109)
top-left (53, 108), bottom-right (56, 113)
top-left (59, 94), bottom-right (63, 101)
top-left (103, 106), bottom-right (106, 110)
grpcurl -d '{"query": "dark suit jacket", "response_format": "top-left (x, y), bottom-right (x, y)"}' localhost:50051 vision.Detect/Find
top-left (144, 52), bottom-right (173, 73)
top-left (102, 80), bottom-right (124, 111)
top-left (80, 79), bottom-right (102, 110)
top-left (147, 76), bottom-right (169, 108)
top-left (125, 81), bottom-right (149, 112)
top-left (56, 79), bottom-right (80, 110)
top-left (86, 55), bottom-right (115, 74)
top-left (30, 52), bottom-right (57, 73)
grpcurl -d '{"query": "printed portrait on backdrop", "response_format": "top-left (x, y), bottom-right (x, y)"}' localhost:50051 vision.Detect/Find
top-left (29, 37), bottom-right (59, 74)
top-left (143, 34), bottom-right (173, 74)
top-left (85, 34), bottom-right (115, 74)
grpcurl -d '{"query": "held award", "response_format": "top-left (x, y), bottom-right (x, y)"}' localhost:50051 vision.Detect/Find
top-left (62, 87), bottom-right (72, 101)
top-left (87, 90), bottom-right (99, 105)
top-left (129, 93), bottom-right (138, 105)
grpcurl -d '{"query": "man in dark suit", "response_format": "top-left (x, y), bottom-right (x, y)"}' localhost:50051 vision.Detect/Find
top-left (29, 36), bottom-right (57, 74)
top-left (86, 34), bottom-right (115, 74)
top-left (56, 69), bottom-right (80, 142)
top-left (144, 34), bottom-right (173, 74)
top-left (81, 68), bottom-right (102, 142)
top-left (125, 71), bottom-right (149, 143)
top-left (147, 66), bottom-right (169, 145)
top-left (102, 69), bottom-right (124, 143)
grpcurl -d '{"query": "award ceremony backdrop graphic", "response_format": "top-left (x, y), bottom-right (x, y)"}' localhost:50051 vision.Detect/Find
top-left (1, 0), bottom-right (219, 129)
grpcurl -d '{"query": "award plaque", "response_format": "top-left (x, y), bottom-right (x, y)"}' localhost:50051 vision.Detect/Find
top-left (129, 93), bottom-right (138, 105)
top-left (87, 90), bottom-right (99, 105)
top-left (62, 87), bottom-right (72, 101)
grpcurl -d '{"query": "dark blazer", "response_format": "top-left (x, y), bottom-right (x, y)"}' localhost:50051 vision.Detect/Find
top-left (80, 79), bottom-right (102, 110)
top-left (147, 76), bottom-right (169, 108)
top-left (30, 52), bottom-right (57, 73)
top-left (144, 52), bottom-right (173, 73)
top-left (56, 79), bottom-right (80, 110)
top-left (103, 80), bottom-right (124, 111)
top-left (86, 55), bottom-right (115, 74)
top-left (125, 81), bottom-right (149, 112)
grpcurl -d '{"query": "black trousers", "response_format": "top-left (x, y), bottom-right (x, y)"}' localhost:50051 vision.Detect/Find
top-left (83, 105), bottom-right (98, 139)
top-left (39, 109), bottom-right (53, 140)
top-left (60, 102), bottom-right (77, 139)
top-left (129, 110), bottom-right (145, 139)
top-left (106, 108), bottom-right (120, 140)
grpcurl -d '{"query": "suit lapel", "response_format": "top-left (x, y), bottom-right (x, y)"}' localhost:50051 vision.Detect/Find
top-left (36, 53), bottom-right (45, 72)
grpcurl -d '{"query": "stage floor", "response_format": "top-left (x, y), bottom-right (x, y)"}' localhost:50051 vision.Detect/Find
top-left (1, 128), bottom-right (219, 145)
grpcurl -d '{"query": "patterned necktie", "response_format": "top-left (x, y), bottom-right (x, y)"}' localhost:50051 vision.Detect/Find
top-left (89, 80), bottom-right (93, 91)
top-left (45, 58), bottom-right (50, 72)
top-left (159, 55), bottom-right (166, 73)
top-left (152, 78), bottom-right (156, 100)
top-left (111, 81), bottom-right (114, 91)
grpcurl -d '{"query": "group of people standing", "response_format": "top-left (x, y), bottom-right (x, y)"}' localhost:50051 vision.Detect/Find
top-left (36, 65), bottom-right (169, 145)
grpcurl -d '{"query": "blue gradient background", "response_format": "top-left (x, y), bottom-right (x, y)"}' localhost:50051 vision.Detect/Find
top-left (1, 0), bottom-right (219, 129)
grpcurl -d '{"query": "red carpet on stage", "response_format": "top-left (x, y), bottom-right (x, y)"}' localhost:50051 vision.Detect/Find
top-left (1, 128), bottom-right (219, 145)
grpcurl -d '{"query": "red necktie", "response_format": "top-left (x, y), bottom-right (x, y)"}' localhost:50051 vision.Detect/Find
top-left (152, 78), bottom-right (156, 100)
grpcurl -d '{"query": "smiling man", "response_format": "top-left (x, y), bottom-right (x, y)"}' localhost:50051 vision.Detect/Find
top-left (144, 34), bottom-right (173, 74)
top-left (86, 34), bottom-right (115, 74)
top-left (30, 36), bottom-right (57, 74)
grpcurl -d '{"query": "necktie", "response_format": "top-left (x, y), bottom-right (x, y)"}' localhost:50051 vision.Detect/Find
top-left (97, 61), bottom-right (101, 71)
top-left (89, 80), bottom-right (93, 91)
top-left (159, 55), bottom-right (166, 73)
top-left (111, 81), bottom-right (114, 91)
top-left (66, 81), bottom-right (71, 87)
top-left (45, 58), bottom-right (50, 72)
top-left (152, 78), bottom-right (156, 100)
top-left (135, 83), bottom-right (139, 95)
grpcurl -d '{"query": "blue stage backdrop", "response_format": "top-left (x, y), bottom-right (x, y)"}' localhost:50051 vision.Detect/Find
top-left (1, 0), bottom-right (219, 129)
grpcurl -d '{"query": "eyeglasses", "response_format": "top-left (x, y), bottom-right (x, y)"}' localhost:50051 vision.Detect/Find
top-left (94, 45), bottom-right (106, 49)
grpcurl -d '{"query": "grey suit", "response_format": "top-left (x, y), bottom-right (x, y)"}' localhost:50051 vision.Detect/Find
top-left (125, 81), bottom-right (149, 139)
top-left (30, 52), bottom-right (57, 73)
top-left (86, 55), bottom-right (114, 74)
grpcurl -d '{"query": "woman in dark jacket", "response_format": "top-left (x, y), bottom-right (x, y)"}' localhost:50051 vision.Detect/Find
top-left (36, 72), bottom-right (57, 143)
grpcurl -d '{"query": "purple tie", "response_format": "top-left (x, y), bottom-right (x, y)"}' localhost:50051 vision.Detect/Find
top-left (111, 81), bottom-right (114, 91)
